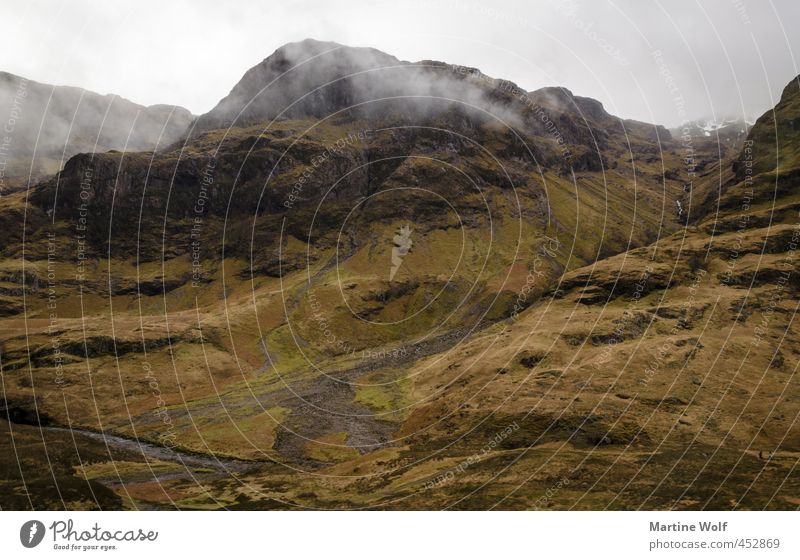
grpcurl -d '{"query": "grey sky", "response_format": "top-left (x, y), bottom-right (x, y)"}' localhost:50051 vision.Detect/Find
top-left (1, 0), bottom-right (797, 127)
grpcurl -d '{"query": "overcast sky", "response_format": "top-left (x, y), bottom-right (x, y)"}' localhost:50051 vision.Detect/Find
top-left (1, 0), bottom-right (798, 127)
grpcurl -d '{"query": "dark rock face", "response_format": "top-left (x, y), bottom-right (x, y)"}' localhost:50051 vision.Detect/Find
top-left (8, 38), bottom-right (697, 291)
top-left (18, 41), bottom-right (690, 271)
top-left (194, 38), bottom-right (657, 148)
top-left (195, 39), bottom-right (403, 130)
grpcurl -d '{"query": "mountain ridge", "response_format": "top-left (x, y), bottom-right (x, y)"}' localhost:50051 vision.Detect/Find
top-left (0, 70), bottom-right (193, 188)
top-left (1, 42), bottom-right (798, 510)
top-left (194, 39), bottom-right (673, 144)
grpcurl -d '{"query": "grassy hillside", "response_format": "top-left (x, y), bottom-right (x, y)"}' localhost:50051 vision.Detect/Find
top-left (1, 62), bottom-right (797, 510)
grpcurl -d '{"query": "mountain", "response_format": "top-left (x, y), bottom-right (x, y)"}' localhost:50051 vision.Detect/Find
top-left (670, 117), bottom-right (751, 162)
top-left (395, 76), bottom-right (800, 509)
top-left (196, 39), bottom-right (672, 147)
top-left (672, 117), bottom-right (751, 140)
top-left (0, 71), bottom-right (193, 189)
top-left (735, 76), bottom-right (800, 179)
top-left (11, 41), bottom-right (690, 364)
top-left (0, 41), bottom-right (798, 510)
top-left (194, 39), bottom-right (403, 130)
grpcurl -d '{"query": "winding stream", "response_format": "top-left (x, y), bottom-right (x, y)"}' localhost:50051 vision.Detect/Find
top-left (42, 425), bottom-right (263, 473)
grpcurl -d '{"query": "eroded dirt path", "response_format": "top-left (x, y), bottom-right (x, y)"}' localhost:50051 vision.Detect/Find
top-left (267, 323), bottom-right (490, 463)
top-left (126, 321), bottom-right (492, 467)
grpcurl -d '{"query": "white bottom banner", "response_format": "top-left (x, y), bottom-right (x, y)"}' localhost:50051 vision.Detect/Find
top-left (1, 511), bottom-right (797, 559)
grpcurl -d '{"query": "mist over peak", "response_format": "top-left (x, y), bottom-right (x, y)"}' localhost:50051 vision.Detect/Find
top-left (0, 71), bottom-right (192, 189)
top-left (191, 38), bottom-right (671, 158)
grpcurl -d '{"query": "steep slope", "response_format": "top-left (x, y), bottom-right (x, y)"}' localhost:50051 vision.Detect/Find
top-left (669, 118), bottom-right (751, 181)
top-left (350, 74), bottom-right (800, 509)
top-left (2, 44), bottom-right (789, 511)
top-left (734, 76), bottom-right (800, 179)
top-left (195, 40), bottom-right (672, 161)
top-left (195, 39), bottom-right (403, 130)
top-left (0, 71), bottom-right (193, 188)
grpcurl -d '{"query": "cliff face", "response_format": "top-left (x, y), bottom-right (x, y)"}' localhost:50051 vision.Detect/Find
top-left (7, 41), bottom-right (694, 391)
top-left (193, 40), bottom-right (671, 157)
top-left (194, 39), bottom-right (403, 130)
top-left (0, 71), bottom-right (192, 187)
top-left (25, 39), bottom-right (690, 265)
